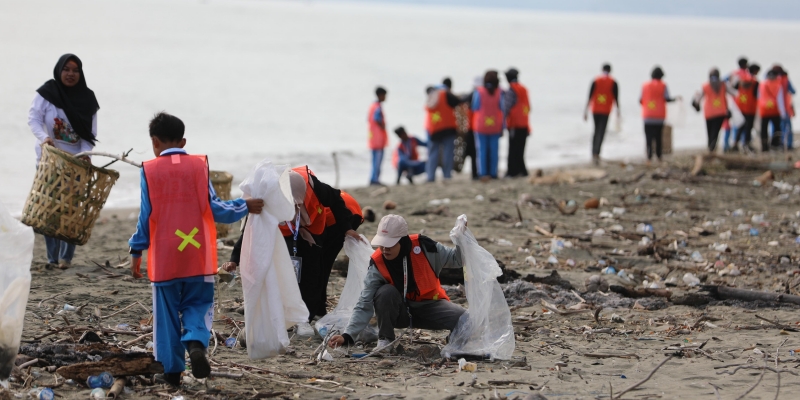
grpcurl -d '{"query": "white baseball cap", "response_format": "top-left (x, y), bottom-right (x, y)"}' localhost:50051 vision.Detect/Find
top-left (371, 214), bottom-right (408, 247)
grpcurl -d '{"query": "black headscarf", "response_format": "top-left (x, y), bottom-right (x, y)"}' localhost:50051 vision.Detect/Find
top-left (384, 236), bottom-right (418, 297)
top-left (36, 54), bottom-right (100, 145)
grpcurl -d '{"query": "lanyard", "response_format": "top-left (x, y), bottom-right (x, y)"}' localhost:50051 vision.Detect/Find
top-left (402, 256), bottom-right (412, 330)
top-left (287, 211), bottom-right (301, 256)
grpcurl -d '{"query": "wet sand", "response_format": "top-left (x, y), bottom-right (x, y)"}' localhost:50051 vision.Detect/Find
top-left (10, 151), bottom-right (800, 399)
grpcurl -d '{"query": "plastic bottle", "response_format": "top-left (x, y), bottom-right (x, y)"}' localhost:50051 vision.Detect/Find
top-left (225, 337), bottom-right (237, 348)
top-left (690, 251), bottom-right (704, 262)
top-left (89, 388), bottom-right (105, 399)
top-left (86, 372), bottom-right (114, 389)
top-left (602, 266), bottom-right (617, 275)
top-left (749, 228), bottom-right (759, 236)
top-left (550, 238), bottom-right (563, 254)
top-left (547, 255), bottom-right (559, 264)
top-left (62, 304), bottom-right (77, 312)
top-left (37, 388), bottom-right (54, 400)
top-left (683, 273), bottom-right (701, 287)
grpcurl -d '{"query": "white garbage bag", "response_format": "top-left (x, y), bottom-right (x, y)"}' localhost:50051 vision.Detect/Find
top-left (315, 235), bottom-right (377, 341)
top-left (0, 202), bottom-right (34, 382)
top-left (441, 215), bottom-right (514, 360)
top-left (238, 160), bottom-right (309, 359)
top-left (728, 94), bottom-right (745, 129)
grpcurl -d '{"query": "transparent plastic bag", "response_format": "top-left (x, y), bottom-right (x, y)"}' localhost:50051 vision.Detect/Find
top-left (666, 98), bottom-right (686, 129)
top-left (0, 202), bottom-right (34, 381)
top-left (315, 235), bottom-right (378, 342)
top-left (238, 160), bottom-right (309, 359)
top-left (728, 94), bottom-right (745, 128)
top-left (441, 215), bottom-right (515, 360)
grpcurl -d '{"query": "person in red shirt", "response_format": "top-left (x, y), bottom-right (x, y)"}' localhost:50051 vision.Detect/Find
top-left (639, 66), bottom-right (680, 164)
top-left (368, 87), bottom-right (388, 185)
top-left (503, 68), bottom-right (531, 177)
top-left (692, 68), bottom-right (732, 153)
top-left (584, 63), bottom-right (620, 165)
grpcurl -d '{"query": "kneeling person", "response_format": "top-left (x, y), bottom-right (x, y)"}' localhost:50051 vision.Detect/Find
top-left (328, 215), bottom-right (465, 350)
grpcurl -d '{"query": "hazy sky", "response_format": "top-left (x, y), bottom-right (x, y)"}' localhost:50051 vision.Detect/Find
top-left (351, 0), bottom-right (800, 21)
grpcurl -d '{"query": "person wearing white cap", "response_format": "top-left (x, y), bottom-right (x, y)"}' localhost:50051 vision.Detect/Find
top-left (328, 214), bottom-right (466, 351)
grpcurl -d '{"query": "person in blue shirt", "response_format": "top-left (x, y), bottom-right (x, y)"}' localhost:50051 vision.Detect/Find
top-left (393, 126), bottom-right (427, 184)
top-left (128, 112), bottom-right (263, 387)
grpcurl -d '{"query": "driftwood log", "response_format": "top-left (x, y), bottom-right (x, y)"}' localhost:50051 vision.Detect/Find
top-left (610, 285), bottom-right (672, 300)
top-left (691, 154), bottom-right (795, 176)
top-left (522, 270), bottom-right (573, 290)
top-left (703, 285), bottom-right (800, 305)
top-left (56, 353), bottom-right (162, 381)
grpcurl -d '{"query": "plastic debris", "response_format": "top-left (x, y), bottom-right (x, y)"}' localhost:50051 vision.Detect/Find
top-left (683, 273), bottom-right (701, 287)
top-left (612, 207), bottom-right (626, 215)
top-left (90, 388), bottom-right (105, 399)
top-left (719, 230), bottom-right (732, 240)
top-left (749, 228), bottom-right (759, 236)
top-left (525, 256), bottom-right (537, 267)
top-left (225, 337), bottom-right (237, 348)
top-left (457, 358), bottom-right (477, 372)
top-left (547, 255), bottom-right (559, 264)
top-left (86, 372), bottom-right (114, 389)
top-left (550, 238), bottom-right (564, 254)
top-left (496, 239), bottom-right (513, 247)
top-left (602, 266), bottom-right (617, 274)
top-left (636, 223), bottom-right (653, 233)
top-left (751, 214), bottom-right (765, 223)
top-left (690, 251), bottom-right (704, 262)
top-left (428, 198), bottom-right (451, 206)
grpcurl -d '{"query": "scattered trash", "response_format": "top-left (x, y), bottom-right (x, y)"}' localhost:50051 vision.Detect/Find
top-left (612, 207), bottom-right (626, 215)
top-left (584, 275), bottom-right (609, 292)
top-left (566, 259), bottom-right (575, 267)
top-left (751, 214), bottom-right (765, 223)
top-left (547, 255), bottom-right (559, 265)
top-left (732, 209), bottom-right (744, 217)
top-left (749, 228), bottom-right (760, 236)
top-left (608, 224), bottom-right (624, 232)
top-left (593, 229), bottom-right (606, 236)
top-left (86, 371), bottom-right (114, 389)
top-left (636, 223), bottom-right (653, 233)
top-left (428, 198), bottom-right (450, 206)
top-left (611, 314), bottom-right (625, 323)
top-left (225, 337), bottom-right (237, 348)
top-left (90, 388), bottom-right (105, 399)
top-left (690, 251), bottom-right (704, 262)
top-left (496, 239), bottom-right (513, 247)
top-left (550, 238), bottom-right (564, 254)
top-left (768, 241), bottom-right (779, 246)
top-left (602, 266), bottom-right (617, 275)
top-left (457, 358), bottom-right (477, 372)
top-left (525, 256), bottom-right (537, 267)
top-left (719, 230), bottom-right (732, 240)
top-left (639, 236), bottom-right (651, 246)
top-left (475, 195), bottom-right (484, 201)
top-left (599, 211), bottom-right (614, 219)
top-left (683, 273), bottom-right (701, 287)
top-left (63, 304), bottom-right (77, 312)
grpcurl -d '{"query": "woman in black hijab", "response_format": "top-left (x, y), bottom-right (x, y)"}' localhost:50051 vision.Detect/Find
top-left (28, 54), bottom-right (100, 269)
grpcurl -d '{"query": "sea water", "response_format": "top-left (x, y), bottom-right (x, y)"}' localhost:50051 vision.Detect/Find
top-left (1, 0), bottom-right (799, 212)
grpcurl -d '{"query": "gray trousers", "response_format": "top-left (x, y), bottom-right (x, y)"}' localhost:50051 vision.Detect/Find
top-left (374, 284), bottom-right (466, 340)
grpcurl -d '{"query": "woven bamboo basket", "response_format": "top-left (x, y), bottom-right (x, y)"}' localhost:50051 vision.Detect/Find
top-left (20, 145), bottom-right (119, 245)
top-left (210, 171), bottom-right (233, 238)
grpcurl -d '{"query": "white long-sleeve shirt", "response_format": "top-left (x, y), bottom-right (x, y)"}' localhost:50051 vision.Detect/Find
top-left (28, 93), bottom-right (97, 162)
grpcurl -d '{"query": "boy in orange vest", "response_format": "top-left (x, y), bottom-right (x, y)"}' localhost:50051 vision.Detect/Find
top-left (368, 87), bottom-right (388, 185)
top-left (327, 215), bottom-right (465, 351)
top-left (128, 112), bottom-right (263, 386)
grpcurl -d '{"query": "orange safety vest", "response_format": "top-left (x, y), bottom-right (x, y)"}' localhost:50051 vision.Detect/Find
top-left (759, 79), bottom-right (782, 118)
top-left (505, 82), bottom-right (530, 131)
top-left (590, 75), bottom-right (615, 115)
top-left (324, 191), bottom-right (363, 227)
top-left (371, 234), bottom-right (450, 302)
top-left (391, 138), bottom-right (419, 169)
top-left (279, 166), bottom-right (327, 236)
top-left (472, 86), bottom-right (503, 134)
top-left (367, 101), bottom-right (387, 150)
top-left (735, 75), bottom-right (758, 116)
top-left (425, 89), bottom-right (458, 135)
top-left (641, 79), bottom-right (667, 120)
top-left (143, 154), bottom-right (217, 283)
top-left (702, 82), bottom-right (728, 119)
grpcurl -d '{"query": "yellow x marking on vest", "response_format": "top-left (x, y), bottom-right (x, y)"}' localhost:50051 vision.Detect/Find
top-left (766, 100), bottom-right (775, 109)
top-left (740, 95), bottom-right (748, 103)
top-left (712, 99), bottom-right (722, 107)
top-left (647, 101), bottom-right (656, 110)
top-left (597, 95), bottom-right (607, 104)
top-left (176, 227), bottom-right (201, 251)
top-left (485, 117), bottom-right (495, 126)
top-left (431, 111), bottom-right (441, 123)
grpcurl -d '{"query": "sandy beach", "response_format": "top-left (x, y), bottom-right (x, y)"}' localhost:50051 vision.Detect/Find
top-left (8, 151), bottom-right (800, 399)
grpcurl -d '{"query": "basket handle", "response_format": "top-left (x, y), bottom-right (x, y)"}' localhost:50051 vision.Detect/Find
top-left (74, 151), bottom-right (142, 168)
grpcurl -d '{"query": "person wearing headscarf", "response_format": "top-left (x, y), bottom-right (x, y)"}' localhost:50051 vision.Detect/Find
top-left (225, 166), bottom-right (360, 336)
top-left (639, 66), bottom-right (680, 164)
top-left (471, 70), bottom-right (505, 181)
top-left (692, 68), bottom-right (734, 153)
top-left (327, 215), bottom-right (465, 352)
top-left (28, 54), bottom-right (100, 270)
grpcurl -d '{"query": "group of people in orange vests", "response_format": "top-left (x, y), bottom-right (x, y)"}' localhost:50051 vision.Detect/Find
top-left (367, 68), bottom-right (531, 185)
top-left (586, 57), bottom-right (795, 167)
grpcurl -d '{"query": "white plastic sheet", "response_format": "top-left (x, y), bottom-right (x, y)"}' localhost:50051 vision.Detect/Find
top-left (0, 202), bottom-right (33, 382)
top-left (728, 94), bottom-right (745, 129)
top-left (239, 160), bottom-right (309, 359)
top-left (315, 235), bottom-right (377, 341)
top-left (441, 215), bottom-right (515, 360)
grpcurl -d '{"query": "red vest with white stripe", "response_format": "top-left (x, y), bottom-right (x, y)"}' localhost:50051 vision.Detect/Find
top-left (143, 154), bottom-right (217, 283)
top-left (371, 235), bottom-right (450, 302)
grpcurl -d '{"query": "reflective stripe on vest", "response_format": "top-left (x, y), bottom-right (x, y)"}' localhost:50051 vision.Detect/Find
top-left (506, 82), bottom-right (530, 130)
top-left (367, 101), bottom-right (387, 149)
top-left (143, 154), bottom-right (217, 283)
top-left (325, 191), bottom-right (363, 227)
top-left (372, 234), bottom-right (450, 302)
top-left (391, 138), bottom-right (418, 169)
top-left (759, 79), bottom-right (782, 118)
top-left (641, 80), bottom-right (667, 120)
top-left (703, 82), bottom-right (728, 119)
top-left (279, 166), bottom-right (327, 236)
top-left (735, 76), bottom-right (758, 115)
top-left (426, 89), bottom-right (457, 135)
top-left (591, 75), bottom-right (615, 115)
top-left (473, 86), bottom-right (503, 134)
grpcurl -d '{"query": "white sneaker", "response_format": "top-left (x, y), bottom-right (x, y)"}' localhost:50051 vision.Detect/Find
top-left (374, 339), bottom-right (392, 352)
top-left (296, 322), bottom-right (315, 337)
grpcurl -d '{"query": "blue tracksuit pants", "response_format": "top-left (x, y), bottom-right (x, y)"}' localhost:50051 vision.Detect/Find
top-left (152, 281), bottom-right (214, 373)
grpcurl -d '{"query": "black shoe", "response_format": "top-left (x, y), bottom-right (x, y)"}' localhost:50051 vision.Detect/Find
top-left (187, 341), bottom-right (211, 379)
top-left (158, 372), bottom-right (182, 387)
